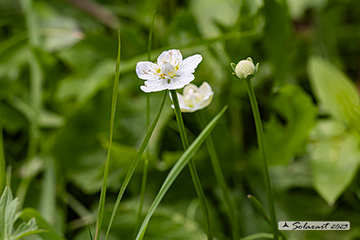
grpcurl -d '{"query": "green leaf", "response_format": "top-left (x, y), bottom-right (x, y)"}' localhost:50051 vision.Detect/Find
top-left (250, 84), bottom-right (317, 165)
top-left (135, 106), bottom-right (228, 240)
top-left (18, 208), bottom-right (64, 240)
top-left (11, 218), bottom-right (45, 240)
top-left (190, 0), bottom-right (240, 38)
top-left (0, 187), bottom-right (44, 240)
top-left (0, 186), bottom-right (19, 240)
top-left (309, 120), bottom-right (360, 205)
top-left (308, 56), bottom-right (360, 134)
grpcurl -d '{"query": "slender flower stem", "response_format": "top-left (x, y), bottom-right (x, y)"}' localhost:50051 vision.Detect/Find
top-left (196, 112), bottom-right (240, 240)
top-left (244, 79), bottom-right (278, 240)
top-left (170, 90), bottom-right (213, 240)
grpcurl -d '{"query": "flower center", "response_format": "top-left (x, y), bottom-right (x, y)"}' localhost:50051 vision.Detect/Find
top-left (160, 62), bottom-right (179, 79)
top-left (184, 89), bottom-right (204, 107)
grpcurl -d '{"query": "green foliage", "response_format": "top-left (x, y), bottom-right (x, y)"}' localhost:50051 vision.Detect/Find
top-left (2, 0), bottom-right (360, 239)
top-left (0, 186), bottom-right (44, 240)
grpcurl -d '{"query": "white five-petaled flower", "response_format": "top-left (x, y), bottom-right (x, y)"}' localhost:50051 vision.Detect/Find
top-left (171, 82), bottom-right (214, 113)
top-left (136, 49), bottom-right (203, 93)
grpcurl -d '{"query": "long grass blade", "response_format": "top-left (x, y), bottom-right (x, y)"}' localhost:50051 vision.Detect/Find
top-left (105, 89), bottom-right (168, 240)
top-left (197, 111), bottom-right (240, 240)
top-left (247, 195), bottom-right (287, 240)
top-left (135, 9), bottom-right (157, 235)
top-left (135, 105), bottom-right (228, 240)
top-left (170, 90), bottom-right (213, 240)
top-left (94, 27), bottom-right (121, 240)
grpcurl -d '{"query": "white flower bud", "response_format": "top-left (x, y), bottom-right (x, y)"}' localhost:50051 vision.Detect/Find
top-left (234, 57), bottom-right (259, 80)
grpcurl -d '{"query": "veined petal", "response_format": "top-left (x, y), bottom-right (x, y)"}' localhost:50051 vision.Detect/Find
top-left (136, 61), bottom-right (160, 80)
top-left (140, 79), bottom-right (168, 93)
top-left (177, 54), bottom-right (202, 75)
top-left (167, 74), bottom-right (194, 90)
top-left (157, 49), bottom-right (183, 67)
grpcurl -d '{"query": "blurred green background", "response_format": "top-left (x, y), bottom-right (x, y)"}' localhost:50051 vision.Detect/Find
top-left (1, 0), bottom-right (360, 239)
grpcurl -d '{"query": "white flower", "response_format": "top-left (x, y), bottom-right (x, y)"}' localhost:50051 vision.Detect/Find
top-left (234, 57), bottom-right (259, 80)
top-left (136, 49), bottom-right (203, 93)
top-left (171, 82), bottom-right (214, 113)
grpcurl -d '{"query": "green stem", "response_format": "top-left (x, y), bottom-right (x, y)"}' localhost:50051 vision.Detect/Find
top-left (105, 90), bottom-right (168, 240)
top-left (170, 90), bottom-right (213, 240)
top-left (196, 112), bottom-right (240, 240)
top-left (244, 79), bottom-right (278, 240)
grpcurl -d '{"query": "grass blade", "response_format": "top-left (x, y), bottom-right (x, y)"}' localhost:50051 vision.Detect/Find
top-left (247, 195), bottom-right (287, 240)
top-left (134, 105), bottom-right (228, 240)
top-left (170, 90), bottom-right (213, 240)
top-left (105, 90), bottom-right (168, 240)
top-left (94, 27), bottom-right (121, 240)
top-left (197, 111), bottom-right (240, 240)
top-left (135, 9), bottom-right (157, 235)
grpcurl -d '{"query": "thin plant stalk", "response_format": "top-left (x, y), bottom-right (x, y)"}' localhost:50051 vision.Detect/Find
top-left (105, 90), bottom-right (168, 240)
top-left (0, 100), bottom-right (5, 191)
top-left (244, 79), bottom-right (278, 240)
top-left (94, 28), bottom-right (121, 240)
top-left (136, 10), bottom-right (156, 233)
top-left (196, 112), bottom-right (240, 240)
top-left (170, 90), bottom-right (213, 240)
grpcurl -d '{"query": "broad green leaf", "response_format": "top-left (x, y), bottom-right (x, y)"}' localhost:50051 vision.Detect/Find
top-left (0, 186), bottom-right (19, 240)
top-left (36, 4), bottom-right (82, 52)
top-left (250, 84), bottom-right (317, 165)
top-left (190, 0), bottom-right (240, 38)
top-left (18, 208), bottom-right (64, 240)
top-left (135, 106), bottom-right (228, 240)
top-left (0, 187), bottom-right (43, 240)
top-left (309, 120), bottom-right (360, 205)
top-left (308, 56), bottom-right (360, 134)
top-left (11, 218), bottom-right (44, 240)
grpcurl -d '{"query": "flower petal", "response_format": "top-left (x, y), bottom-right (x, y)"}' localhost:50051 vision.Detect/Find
top-left (167, 74), bottom-right (194, 90)
top-left (198, 92), bottom-right (214, 109)
top-left (140, 79), bottom-right (168, 93)
top-left (177, 54), bottom-right (202, 75)
top-left (199, 82), bottom-right (213, 97)
top-left (157, 49), bottom-right (183, 67)
top-left (136, 61), bottom-right (159, 80)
